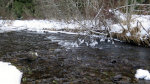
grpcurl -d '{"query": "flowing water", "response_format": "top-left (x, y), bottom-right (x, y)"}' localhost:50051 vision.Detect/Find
top-left (0, 31), bottom-right (149, 84)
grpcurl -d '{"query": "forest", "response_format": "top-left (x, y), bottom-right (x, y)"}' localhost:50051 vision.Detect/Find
top-left (0, 0), bottom-right (149, 19)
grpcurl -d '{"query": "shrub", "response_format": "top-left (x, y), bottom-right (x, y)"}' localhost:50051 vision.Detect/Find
top-left (12, 0), bottom-right (35, 19)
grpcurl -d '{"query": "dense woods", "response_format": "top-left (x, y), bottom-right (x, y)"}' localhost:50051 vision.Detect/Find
top-left (0, 0), bottom-right (149, 19)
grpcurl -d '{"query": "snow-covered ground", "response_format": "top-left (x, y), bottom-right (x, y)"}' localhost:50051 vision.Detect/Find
top-left (110, 10), bottom-right (150, 40)
top-left (135, 69), bottom-right (150, 80)
top-left (0, 20), bottom-right (78, 33)
top-left (0, 11), bottom-right (149, 40)
top-left (0, 12), bottom-right (149, 41)
top-left (0, 20), bottom-right (99, 34)
top-left (0, 61), bottom-right (22, 84)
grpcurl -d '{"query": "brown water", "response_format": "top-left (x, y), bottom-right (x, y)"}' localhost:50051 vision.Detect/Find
top-left (0, 31), bottom-right (149, 84)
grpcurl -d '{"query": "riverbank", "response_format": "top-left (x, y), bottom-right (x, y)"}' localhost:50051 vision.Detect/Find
top-left (110, 11), bottom-right (150, 47)
top-left (0, 10), bottom-right (150, 47)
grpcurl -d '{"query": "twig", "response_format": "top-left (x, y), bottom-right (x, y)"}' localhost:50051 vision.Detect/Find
top-left (114, 4), bottom-right (150, 11)
top-left (138, 20), bottom-right (149, 36)
top-left (93, 0), bottom-right (104, 20)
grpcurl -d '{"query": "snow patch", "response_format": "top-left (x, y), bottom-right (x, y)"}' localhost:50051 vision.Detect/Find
top-left (0, 20), bottom-right (100, 34)
top-left (135, 69), bottom-right (150, 80)
top-left (110, 11), bottom-right (150, 41)
top-left (0, 61), bottom-right (22, 84)
top-left (126, 32), bottom-right (131, 36)
top-left (0, 20), bottom-right (80, 33)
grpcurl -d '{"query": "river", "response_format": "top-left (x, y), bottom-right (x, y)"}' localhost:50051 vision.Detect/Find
top-left (0, 30), bottom-right (149, 84)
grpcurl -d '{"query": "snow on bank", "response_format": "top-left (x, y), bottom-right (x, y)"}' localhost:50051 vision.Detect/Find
top-left (135, 69), bottom-right (150, 80)
top-left (0, 20), bottom-right (98, 34)
top-left (0, 12), bottom-right (150, 41)
top-left (0, 20), bottom-right (80, 33)
top-left (110, 11), bottom-right (150, 40)
top-left (0, 61), bottom-right (22, 84)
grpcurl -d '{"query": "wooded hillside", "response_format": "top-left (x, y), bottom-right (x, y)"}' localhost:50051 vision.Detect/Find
top-left (0, 0), bottom-right (149, 19)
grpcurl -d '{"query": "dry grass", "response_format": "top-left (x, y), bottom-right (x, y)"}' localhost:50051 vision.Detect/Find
top-left (111, 31), bottom-right (150, 47)
top-left (111, 16), bottom-right (150, 47)
top-left (108, 1), bottom-right (150, 47)
top-left (110, 17), bottom-right (150, 47)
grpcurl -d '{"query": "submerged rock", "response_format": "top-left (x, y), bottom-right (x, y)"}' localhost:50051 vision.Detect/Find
top-left (24, 51), bottom-right (38, 61)
top-left (111, 59), bottom-right (117, 64)
top-left (113, 74), bottom-right (122, 81)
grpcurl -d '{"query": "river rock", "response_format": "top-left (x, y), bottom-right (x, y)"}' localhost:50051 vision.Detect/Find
top-left (54, 49), bottom-right (62, 53)
top-left (25, 51), bottom-right (38, 61)
top-left (113, 74), bottom-right (122, 81)
top-left (111, 59), bottom-right (117, 64)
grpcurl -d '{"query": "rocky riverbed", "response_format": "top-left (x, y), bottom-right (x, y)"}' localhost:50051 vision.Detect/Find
top-left (0, 31), bottom-right (149, 84)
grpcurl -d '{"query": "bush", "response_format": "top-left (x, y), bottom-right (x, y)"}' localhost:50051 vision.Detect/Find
top-left (13, 0), bottom-right (35, 19)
